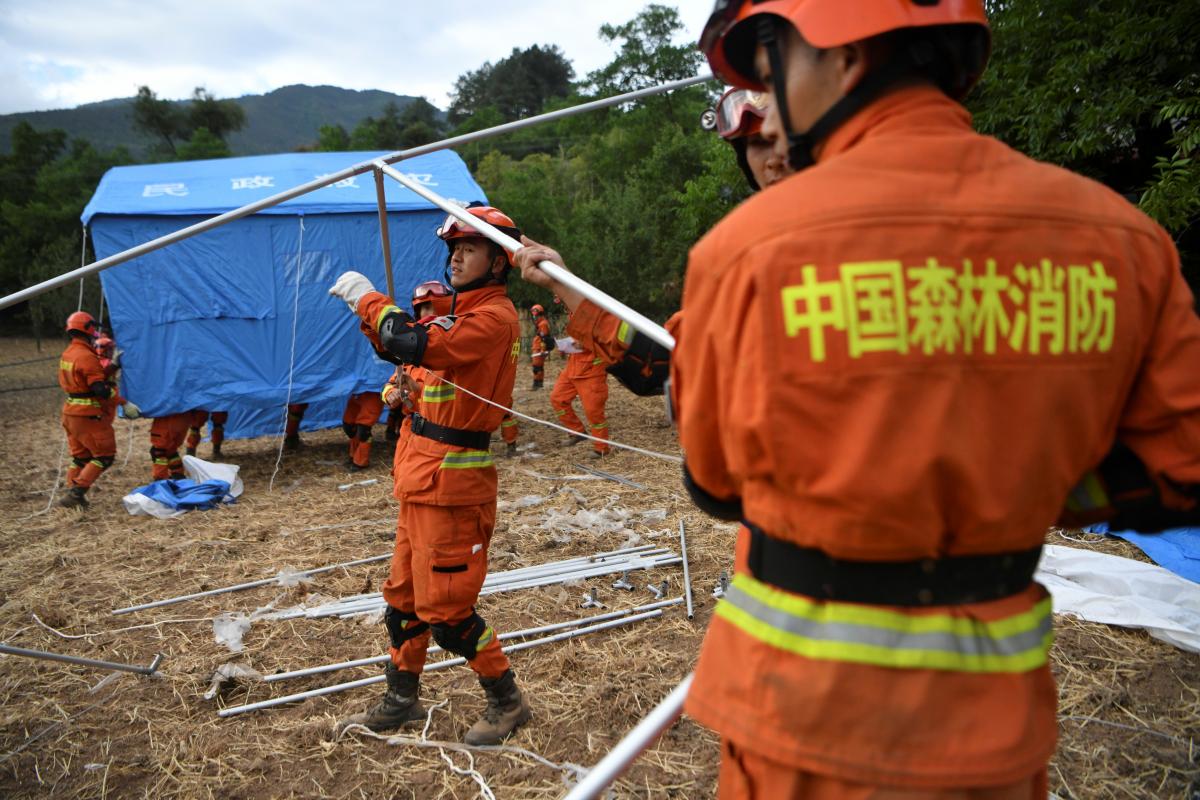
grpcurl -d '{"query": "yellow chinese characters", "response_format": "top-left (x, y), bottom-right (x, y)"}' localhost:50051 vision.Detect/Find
top-left (781, 258), bottom-right (1117, 362)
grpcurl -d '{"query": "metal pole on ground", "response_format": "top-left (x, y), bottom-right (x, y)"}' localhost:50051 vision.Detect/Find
top-left (0, 75), bottom-right (712, 312)
top-left (0, 644), bottom-right (163, 676)
top-left (561, 673), bottom-right (694, 800)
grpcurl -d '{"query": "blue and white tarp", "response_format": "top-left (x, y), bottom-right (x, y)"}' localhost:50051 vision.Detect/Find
top-left (83, 150), bottom-right (487, 438)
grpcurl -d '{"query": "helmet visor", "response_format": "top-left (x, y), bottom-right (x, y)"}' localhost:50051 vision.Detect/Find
top-left (716, 89), bottom-right (769, 139)
top-left (412, 281), bottom-right (452, 303)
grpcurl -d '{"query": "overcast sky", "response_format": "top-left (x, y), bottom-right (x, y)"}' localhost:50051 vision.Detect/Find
top-left (0, 1), bottom-right (712, 115)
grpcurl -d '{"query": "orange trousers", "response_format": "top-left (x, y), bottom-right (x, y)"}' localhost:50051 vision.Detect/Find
top-left (186, 410), bottom-right (228, 450)
top-left (285, 403), bottom-right (308, 436)
top-left (342, 392), bottom-right (384, 467)
top-left (382, 500), bottom-right (509, 679)
top-left (150, 413), bottom-right (191, 480)
top-left (718, 740), bottom-right (1048, 800)
top-left (63, 414), bottom-right (116, 488)
top-left (531, 353), bottom-right (546, 383)
top-left (550, 367), bottom-right (609, 453)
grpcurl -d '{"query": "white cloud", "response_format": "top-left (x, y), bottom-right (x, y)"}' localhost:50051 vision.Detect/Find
top-left (0, 1), bottom-right (712, 114)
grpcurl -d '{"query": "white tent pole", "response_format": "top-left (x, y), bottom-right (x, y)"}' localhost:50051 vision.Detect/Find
top-left (377, 163), bottom-right (675, 352)
top-left (561, 673), bottom-right (694, 800)
top-left (373, 168), bottom-right (396, 298)
top-left (0, 74), bottom-right (713, 312)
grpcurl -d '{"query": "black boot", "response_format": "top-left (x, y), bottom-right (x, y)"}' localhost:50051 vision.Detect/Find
top-left (185, 446), bottom-right (197, 456)
top-left (340, 664), bottom-right (424, 732)
top-left (531, 380), bottom-right (543, 390)
top-left (211, 442), bottom-right (222, 459)
top-left (465, 669), bottom-right (531, 745)
top-left (283, 434), bottom-right (301, 452)
top-left (59, 486), bottom-right (89, 509)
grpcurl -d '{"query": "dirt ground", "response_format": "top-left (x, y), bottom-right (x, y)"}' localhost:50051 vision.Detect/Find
top-left (0, 335), bottom-right (1196, 799)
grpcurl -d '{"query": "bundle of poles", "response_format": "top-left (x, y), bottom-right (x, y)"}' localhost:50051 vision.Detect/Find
top-left (0, 74), bottom-right (717, 799)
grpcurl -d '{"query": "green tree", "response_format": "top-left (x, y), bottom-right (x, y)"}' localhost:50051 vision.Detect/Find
top-left (131, 86), bottom-right (187, 157)
top-left (176, 127), bottom-right (232, 160)
top-left (187, 87), bottom-right (246, 141)
top-left (970, 0), bottom-right (1200, 284)
top-left (316, 123), bottom-right (351, 152)
top-left (449, 45), bottom-right (574, 124)
top-left (130, 85), bottom-right (245, 160)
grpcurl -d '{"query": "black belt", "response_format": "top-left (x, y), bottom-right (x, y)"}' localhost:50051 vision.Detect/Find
top-left (745, 522), bottom-right (1041, 606)
top-left (68, 391), bottom-right (96, 399)
top-left (410, 413), bottom-right (490, 451)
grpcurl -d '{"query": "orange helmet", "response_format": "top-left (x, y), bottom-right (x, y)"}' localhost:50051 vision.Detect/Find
top-left (65, 311), bottom-right (97, 336)
top-left (435, 205), bottom-right (522, 265)
top-left (701, 0), bottom-right (989, 96)
top-left (530, 304), bottom-right (545, 316)
top-left (699, 0), bottom-right (989, 171)
top-left (93, 335), bottom-right (115, 358)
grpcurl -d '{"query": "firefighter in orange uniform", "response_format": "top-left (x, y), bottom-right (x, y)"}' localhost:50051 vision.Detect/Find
top-left (665, 1), bottom-right (1200, 796)
top-left (342, 392), bottom-right (384, 471)
top-left (57, 313), bottom-right (138, 508)
top-left (549, 338), bottom-right (610, 457)
top-left (529, 304), bottom-right (553, 389)
top-left (186, 411), bottom-right (228, 459)
top-left (330, 205), bottom-right (530, 746)
top-left (149, 413), bottom-right (191, 481)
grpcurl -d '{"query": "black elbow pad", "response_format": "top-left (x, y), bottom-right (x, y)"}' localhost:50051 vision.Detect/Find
top-left (379, 313), bottom-right (428, 365)
top-left (89, 380), bottom-right (112, 399)
top-left (605, 331), bottom-right (671, 397)
top-left (682, 462), bottom-right (743, 521)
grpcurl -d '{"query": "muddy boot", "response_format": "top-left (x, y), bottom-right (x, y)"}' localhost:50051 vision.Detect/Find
top-left (505, 442), bottom-right (518, 458)
top-left (340, 664), bottom-right (424, 732)
top-left (59, 486), bottom-right (89, 509)
top-left (211, 443), bottom-right (222, 459)
top-left (283, 434), bottom-right (301, 452)
top-left (465, 669), bottom-right (531, 746)
top-left (531, 379), bottom-right (543, 390)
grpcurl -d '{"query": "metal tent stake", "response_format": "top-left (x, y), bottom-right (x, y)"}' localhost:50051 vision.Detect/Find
top-left (0, 643), bottom-right (163, 676)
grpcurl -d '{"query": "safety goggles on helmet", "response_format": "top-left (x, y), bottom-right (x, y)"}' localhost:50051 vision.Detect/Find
top-left (412, 280), bottom-right (452, 305)
top-left (715, 88), bottom-right (768, 139)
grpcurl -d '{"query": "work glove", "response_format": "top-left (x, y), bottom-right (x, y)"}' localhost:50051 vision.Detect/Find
top-left (121, 401), bottom-right (141, 420)
top-left (328, 271), bottom-right (376, 313)
top-left (383, 384), bottom-right (403, 410)
top-left (110, 348), bottom-right (122, 368)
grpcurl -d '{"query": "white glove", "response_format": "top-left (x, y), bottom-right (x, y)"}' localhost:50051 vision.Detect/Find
top-left (328, 270), bottom-right (376, 313)
top-left (121, 401), bottom-right (141, 420)
top-left (111, 348), bottom-right (123, 368)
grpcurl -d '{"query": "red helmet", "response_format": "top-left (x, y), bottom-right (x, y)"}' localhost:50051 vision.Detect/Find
top-left (435, 206), bottom-right (522, 265)
top-left (412, 280), bottom-right (452, 308)
top-left (530, 304), bottom-right (545, 316)
top-left (714, 88), bottom-right (768, 140)
top-left (93, 336), bottom-right (115, 357)
top-left (65, 311), bottom-right (97, 336)
top-left (700, 0), bottom-right (990, 99)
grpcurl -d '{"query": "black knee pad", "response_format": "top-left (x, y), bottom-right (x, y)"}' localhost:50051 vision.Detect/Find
top-left (342, 423), bottom-right (356, 439)
top-left (384, 606), bottom-right (429, 649)
top-left (356, 424), bottom-right (372, 442)
top-left (71, 457), bottom-right (89, 469)
top-left (431, 611), bottom-right (492, 660)
top-left (150, 446), bottom-right (169, 459)
top-left (96, 456), bottom-right (115, 469)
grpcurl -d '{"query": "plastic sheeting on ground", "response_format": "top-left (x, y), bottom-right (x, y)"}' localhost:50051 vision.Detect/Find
top-left (1037, 544), bottom-right (1200, 653)
top-left (122, 455), bottom-right (243, 518)
top-left (1083, 523), bottom-right (1200, 584)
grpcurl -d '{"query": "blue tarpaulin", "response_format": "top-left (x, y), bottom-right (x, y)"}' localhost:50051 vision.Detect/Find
top-left (82, 150), bottom-right (487, 438)
top-left (1085, 523), bottom-right (1200, 584)
top-left (130, 478), bottom-right (234, 512)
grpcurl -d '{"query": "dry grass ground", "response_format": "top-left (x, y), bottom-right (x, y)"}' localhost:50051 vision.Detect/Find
top-left (0, 336), bottom-right (1196, 799)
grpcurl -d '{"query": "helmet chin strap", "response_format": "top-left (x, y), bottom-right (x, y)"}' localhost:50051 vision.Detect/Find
top-left (758, 17), bottom-right (922, 172)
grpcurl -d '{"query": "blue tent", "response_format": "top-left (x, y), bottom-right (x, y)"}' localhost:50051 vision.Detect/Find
top-left (81, 150), bottom-right (487, 439)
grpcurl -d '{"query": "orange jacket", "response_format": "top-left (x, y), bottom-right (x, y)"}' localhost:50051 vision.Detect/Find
top-left (58, 338), bottom-right (111, 417)
top-left (356, 286), bottom-right (519, 505)
top-left (531, 316), bottom-right (553, 358)
top-left (678, 85), bottom-right (1200, 786)
top-left (566, 301), bottom-right (679, 396)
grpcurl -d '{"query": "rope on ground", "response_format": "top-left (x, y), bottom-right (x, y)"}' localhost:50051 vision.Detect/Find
top-left (429, 372), bottom-right (683, 464)
top-left (269, 216), bottom-right (305, 492)
top-left (32, 612), bottom-right (212, 641)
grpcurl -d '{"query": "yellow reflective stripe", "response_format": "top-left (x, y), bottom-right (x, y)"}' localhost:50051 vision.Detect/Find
top-left (421, 384), bottom-right (456, 403)
top-left (375, 304), bottom-right (402, 332)
top-left (1065, 472), bottom-right (1108, 512)
top-left (590, 422), bottom-right (608, 430)
top-left (59, 359), bottom-right (74, 370)
top-left (616, 321), bottom-right (633, 346)
top-left (592, 358), bottom-right (604, 365)
top-left (66, 397), bottom-right (101, 407)
top-left (716, 572), bottom-right (1052, 674)
top-left (500, 418), bottom-right (518, 428)
top-left (89, 459), bottom-right (106, 468)
top-left (440, 449), bottom-right (494, 470)
top-left (476, 626), bottom-right (495, 651)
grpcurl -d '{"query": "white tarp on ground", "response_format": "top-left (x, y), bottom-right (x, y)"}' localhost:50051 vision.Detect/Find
top-left (1037, 544), bottom-right (1200, 653)
top-left (121, 455), bottom-right (244, 519)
